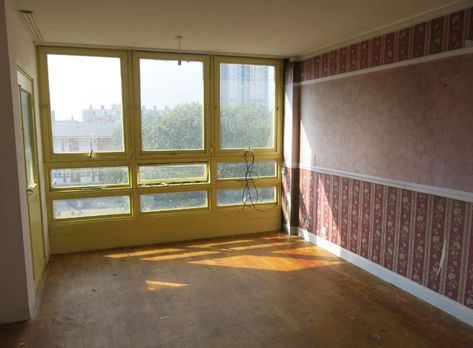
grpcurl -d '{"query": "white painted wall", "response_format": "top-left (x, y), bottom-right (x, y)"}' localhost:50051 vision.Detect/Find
top-left (0, 0), bottom-right (32, 323)
top-left (5, 0), bottom-right (49, 260)
top-left (0, 0), bottom-right (48, 323)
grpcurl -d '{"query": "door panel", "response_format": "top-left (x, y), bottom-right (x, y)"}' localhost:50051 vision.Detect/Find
top-left (18, 70), bottom-right (45, 289)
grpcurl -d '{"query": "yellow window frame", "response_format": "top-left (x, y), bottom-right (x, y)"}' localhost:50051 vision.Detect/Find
top-left (215, 156), bottom-right (280, 181)
top-left (132, 52), bottom-right (211, 159)
top-left (46, 161), bottom-right (132, 192)
top-left (212, 56), bottom-right (283, 158)
top-left (137, 161), bottom-right (210, 187)
top-left (38, 46), bottom-right (283, 246)
top-left (38, 47), bottom-right (133, 163)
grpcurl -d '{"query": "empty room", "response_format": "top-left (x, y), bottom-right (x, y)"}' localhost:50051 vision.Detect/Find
top-left (1, 0), bottom-right (473, 346)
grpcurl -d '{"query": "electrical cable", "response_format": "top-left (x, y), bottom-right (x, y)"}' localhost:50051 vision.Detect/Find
top-left (240, 149), bottom-right (277, 213)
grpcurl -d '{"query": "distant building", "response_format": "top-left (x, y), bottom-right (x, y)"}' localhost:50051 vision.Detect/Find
top-left (220, 64), bottom-right (272, 109)
top-left (51, 105), bottom-right (123, 153)
top-left (51, 167), bottom-right (105, 187)
top-left (141, 105), bottom-right (165, 118)
top-left (51, 121), bottom-right (121, 153)
top-left (51, 105), bottom-right (124, 186)
top-left (82, 104), bottom-right (122, 122)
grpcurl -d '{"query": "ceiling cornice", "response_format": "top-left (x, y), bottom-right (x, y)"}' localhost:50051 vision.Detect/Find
top-left (292, 0), bottom-right (473, 62)
top-left (35, 41), bottom-right (288, 60)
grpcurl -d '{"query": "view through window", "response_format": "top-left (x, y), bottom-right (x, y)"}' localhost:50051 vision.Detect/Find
top-left (47, 55), bottom-right (124, 154)
top-left (140, 59), bottom-right (204, 151)
top-left (220, 63), bottom-right (275, 149)
top-left (42, 50), bottom-right (280, 221)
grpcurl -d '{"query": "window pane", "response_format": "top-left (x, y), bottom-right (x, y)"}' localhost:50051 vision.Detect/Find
top-left (47, 54), bottom-right (124, 153)
top-left (138, 163), bottom-right (207, 185)
top-left (20, 90), bottom-right (35, 188)
top-left (53, 196), bottom-right (130, 219)
top-left (217, 161), bottom-right (276, 180)
top-left (140, 191), bottom-right (207, 212)
top-left (140, 59), bottom-right (204, 151)
top-left (51, 166), bottom-right (129, 189)
top-left (220, 63), bottom-right (275, 149)
top-left (217, 187), bottom-right (276, 206)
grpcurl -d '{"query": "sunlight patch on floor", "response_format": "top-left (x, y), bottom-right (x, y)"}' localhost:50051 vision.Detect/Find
top-left (103, 248), bottom-right (184, 259)
top-left (141, 250), bottom-right (220, 261)
top-left (145, 280), bottom-right (188, 291)
top-left (191, 239), bottom-right (254, 248)
top-left (189, 254), bottom-right (340, 272)
top-left (229, 241), bottom-right (288, 251)
top-left (274, 246), bottom-right (324, 257)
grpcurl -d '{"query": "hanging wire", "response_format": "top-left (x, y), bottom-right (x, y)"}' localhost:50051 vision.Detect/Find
top-left (241, 149), bottom-right (277, 213)
top-left (176, 35), bottom-right (183, 65)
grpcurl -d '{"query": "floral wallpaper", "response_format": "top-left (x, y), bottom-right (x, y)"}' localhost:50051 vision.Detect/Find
top-left (295, 7), bottom-right (473, 82)
top-left (297, 169), bottom-right (473, 309)
top-left (282, 5), bottom-right (473, 311)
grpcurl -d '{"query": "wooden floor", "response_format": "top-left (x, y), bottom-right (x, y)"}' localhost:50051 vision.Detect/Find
top-left (1, 233), bottom-right (473, 348)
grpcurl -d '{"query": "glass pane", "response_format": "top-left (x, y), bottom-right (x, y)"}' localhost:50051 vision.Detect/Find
top-left (217, 187), bottom-right (276, 206)
top-left (140, 59), bottom-right (204, 151)
top-left (138, 163), bottom-right (207, 185)
top-left (140, 191), bottom-right (207, 212)
top-left (217, 161), bottom-right (276, 180)
top-left (220, 63), bottom-right (275, 149)
top-left (53, 196), bottom-right (130, 219)
top-left (47, 54), bottom-right (124, 153)
top-left (20, 90), bottom-right (35, 188)
top-left (51, 166), bottom-right (129, 189)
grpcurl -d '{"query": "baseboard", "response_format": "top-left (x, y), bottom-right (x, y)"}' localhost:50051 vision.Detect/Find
top-left (282, 223), bottom-right (290, 234)
top-left (0, 307), bottom-right (30, 325)
top-left (297, 227), bottom-right (473, 327)
top-left (282, 223), bottom-right (299, 236)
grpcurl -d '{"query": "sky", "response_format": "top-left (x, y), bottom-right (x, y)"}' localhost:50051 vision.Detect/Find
top-left (47, 55), bottom-right (203, 121)
top-left (140, 59), bottom-right (203, 110)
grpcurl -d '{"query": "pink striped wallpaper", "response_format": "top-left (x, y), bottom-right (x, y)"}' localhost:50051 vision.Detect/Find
top-left (297, 169), bottom-right (473, 309)
top-left (295, 7), bottom-right (473, 82)
top-left (283, 5), bottom-right (473, 313)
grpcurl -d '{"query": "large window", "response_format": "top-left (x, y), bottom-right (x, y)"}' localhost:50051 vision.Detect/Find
top-left (40, 48), bottom-right (281, 225)
top-left (217, 187), bottom-right (277, 207)
top-left (20, 90), bottom-right (36, 188)
top-left (50, 166), bottom-right (129, 189)
top-left (53, 196), bottom-right (130, 219)
top-left (139, 59), bottom-right (205, 152)
top-left (140, 191), bottom-right (208, 213)
top-left (138, 163), bottom-right (208, 186)
top-left (47, 54), bottom-right (125, 154)
top-left (217, 161), bottom-right (277, 180)
top-left (219, 63), bottom-right (276, 150)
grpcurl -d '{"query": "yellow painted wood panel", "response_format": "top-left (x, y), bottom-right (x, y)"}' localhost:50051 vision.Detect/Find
top-left (49, 208), bottom-right (281, 253)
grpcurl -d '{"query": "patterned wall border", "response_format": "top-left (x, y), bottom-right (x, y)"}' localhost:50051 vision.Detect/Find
top-left (295, 167), bottom-right (473, 323)
top-left (301, 164), bottom-right (473, 203)
top-left (294, 6), bottom-right (473, 82)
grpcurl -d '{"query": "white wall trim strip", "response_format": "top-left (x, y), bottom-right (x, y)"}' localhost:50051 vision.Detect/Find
top-left (282, 223), bottom-right (290, 234)
top-left (294, 0), bottom-right (473, 61)
top-left (282, 161), bottom-right (299, 170)
top-left (295, 47), bottom-right (473, 86)
top-left (298, 164), bottom-right (473, 203)
top-left (297, 228), bottom-right (473, 327)
top-left (282, 223), bottom-right (299, 236)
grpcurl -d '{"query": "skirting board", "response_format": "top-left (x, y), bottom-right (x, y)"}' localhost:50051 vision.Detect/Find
top-left (282, 223), bottom-right (299, 236)
top-left (296, 227), bottom-right (473, 327)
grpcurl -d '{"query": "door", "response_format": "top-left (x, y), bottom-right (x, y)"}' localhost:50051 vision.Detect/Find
top-left (18, 69), bottom-right (45, 289)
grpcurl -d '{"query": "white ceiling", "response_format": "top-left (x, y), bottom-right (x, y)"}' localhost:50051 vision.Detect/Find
top-left (11, 0), bottom-right (467, 57)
